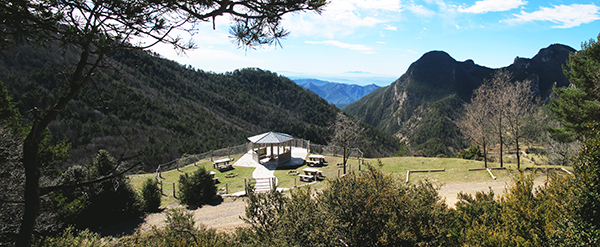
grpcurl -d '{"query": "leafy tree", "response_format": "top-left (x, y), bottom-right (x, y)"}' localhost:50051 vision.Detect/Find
top-left (141, 178), bottom-right (162, 213)
top-left (50, 150), bottom-right (142, 230)
top-left (2, 0), bottom-right (327, 245)
top-left (550, 33), bottom-right (600, 140)
top-left (178, 167), bottom-right (216, 207)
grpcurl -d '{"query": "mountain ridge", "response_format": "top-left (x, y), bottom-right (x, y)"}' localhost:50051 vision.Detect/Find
top-left (294, 78), bottom-right (381, 108)
top-left (344, 44), bottom-right (576, 156)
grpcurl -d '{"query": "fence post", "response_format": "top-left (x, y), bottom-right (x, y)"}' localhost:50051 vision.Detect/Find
top-left (211, 150), bottom-right (214, 161)
top-left (294, 177), bottom-right (297, 187)
top-left (160, 181), bottom-right (163, 195)
top-left (226, 183), bottom-right (229, 194)
top-left (173, 183), bottom-right (176, 198)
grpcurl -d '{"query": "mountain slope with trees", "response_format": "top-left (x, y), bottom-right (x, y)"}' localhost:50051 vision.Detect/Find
top-left (344, 44), bottom-right (575, 156)
top-left (0, 45), bottom-right (400, 170)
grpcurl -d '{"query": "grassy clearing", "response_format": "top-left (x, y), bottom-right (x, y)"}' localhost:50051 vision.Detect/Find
top-left (129, 153), bottom-right (574, 207)
top-left (128, 154), bottom-right (252, 207)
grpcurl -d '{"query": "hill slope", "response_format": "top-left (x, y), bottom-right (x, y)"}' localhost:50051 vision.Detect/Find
top-left (294, 79), bottom-right (381, 108)
top-left (344, 44), bottom-right (575, 156)
top-left (0, 45), bottom-right (400, 170)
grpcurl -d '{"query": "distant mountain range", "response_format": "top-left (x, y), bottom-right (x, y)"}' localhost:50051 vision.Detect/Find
top-left (344, 44), bottom-right (576, 157)
top-left (293, 79), bottom-right (381, 108)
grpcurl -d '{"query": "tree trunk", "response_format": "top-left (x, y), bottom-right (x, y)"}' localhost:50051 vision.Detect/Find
top-left (343, 146), bottom-right (347, 174)
top-left (499, 120), bottom-right (503, 168)
top-left (16, 125), bottom-right (42, 247)
top-left (483, 139), bottom-right (488, 168)
top-left (16, 44), bottom-right (92, 246)
top-left (516, 137), bottom-right (521, 169)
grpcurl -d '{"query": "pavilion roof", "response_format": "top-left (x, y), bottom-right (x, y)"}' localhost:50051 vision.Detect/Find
top-left (248, 132), bottom-right (295, 144)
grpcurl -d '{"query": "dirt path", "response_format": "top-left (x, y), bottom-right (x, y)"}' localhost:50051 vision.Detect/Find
top-left (138, 179), bottom-right (547, 232)
top-left (438, 179), bottom-right (546, 207)
top-left (140, 197), bottom-right (248, 233)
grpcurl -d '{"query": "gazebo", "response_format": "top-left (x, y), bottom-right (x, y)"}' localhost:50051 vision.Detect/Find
top-left (248, 132), bottom-right (295, 164)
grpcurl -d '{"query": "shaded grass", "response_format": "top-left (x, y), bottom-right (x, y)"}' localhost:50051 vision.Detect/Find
top-left (128, 154), bottom-right (252, 208)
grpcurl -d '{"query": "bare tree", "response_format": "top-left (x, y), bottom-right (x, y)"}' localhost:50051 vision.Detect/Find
top-left (3, 0), bottom-right (327, 245)
top-left (487, 70), bottom-right (512, 168)
top-left (332, 113), bottom-right (364, 174)
top-left (457, 82), bottom-right (493, 168)
top-left (504, 79), bottom-right (538, 169)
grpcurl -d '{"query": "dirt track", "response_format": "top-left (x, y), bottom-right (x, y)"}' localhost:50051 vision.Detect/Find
top-left (139, 179), bottom-right (547, 232)
top-left (140, 197), bottom-right (249, 232)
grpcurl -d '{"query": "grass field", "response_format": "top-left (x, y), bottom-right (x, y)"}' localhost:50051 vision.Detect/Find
top-left (129, 153), bottom-right (573, 207)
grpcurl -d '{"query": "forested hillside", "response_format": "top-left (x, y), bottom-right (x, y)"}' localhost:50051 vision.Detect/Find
top-left (0, 44), bottom-right (400, 170)
top-left (345, 44), bottom-right (575, 157)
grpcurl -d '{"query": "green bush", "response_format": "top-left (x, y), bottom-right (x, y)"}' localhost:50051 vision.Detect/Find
top-left (141, 178), bottom-right (162, 212)
top-left (412, 150), bottom-right (427, 157)
top-left (50, 150), bottom-right (142, 230)
top-left (457, 145), bottom-right (482, 160)
top-left (178, 167), bottom-right (217, 207)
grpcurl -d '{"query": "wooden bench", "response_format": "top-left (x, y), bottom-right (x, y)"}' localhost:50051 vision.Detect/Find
top-left (209, 171), bottom-right (220, 183)
top-left (306, 160), bottom-right (320, 167)
top-left (299, 174), bottom-right (314, 182)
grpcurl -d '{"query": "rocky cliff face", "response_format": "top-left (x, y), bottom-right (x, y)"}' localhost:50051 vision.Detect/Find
top-left (344, 44), bottom-right (576, 156)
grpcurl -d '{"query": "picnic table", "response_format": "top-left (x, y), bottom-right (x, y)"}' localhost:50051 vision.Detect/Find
top-left (299, 168), bottom-right (323, 182)
top-left (209, 171), bottom-right (220, 183)
top-left (306, 154), bottom-right (326, 167)
top-left (213, 158), bottom-right (234, 172)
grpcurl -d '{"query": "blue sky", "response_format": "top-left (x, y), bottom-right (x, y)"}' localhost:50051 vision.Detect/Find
top-left (150, 0), bottom-right (600, 86)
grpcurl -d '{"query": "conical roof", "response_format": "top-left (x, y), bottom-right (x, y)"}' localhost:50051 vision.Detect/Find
top-left (248, 132), bottom-right (295, 144)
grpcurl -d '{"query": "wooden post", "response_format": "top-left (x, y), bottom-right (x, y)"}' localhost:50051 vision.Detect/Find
top-left (210, 150), bottom-right (214, 161)
top-left (160, 181), bottom-right (163, 195)
top-left (486, 168), bottom-right (497, 180)
top-left (294, 178), bottom-right (297, 187)
top-left (406, 171), bottom-right (410, 183)
top-left (226, 183), bottom-right (229, 194)
top-left (173, 183), bottom-right (176, 198)
top-left (338, 169), bottom-right (340, 178)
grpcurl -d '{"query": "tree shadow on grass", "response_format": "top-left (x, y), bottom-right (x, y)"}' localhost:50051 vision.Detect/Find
top-left (96, 216), bottom-right (146, 237)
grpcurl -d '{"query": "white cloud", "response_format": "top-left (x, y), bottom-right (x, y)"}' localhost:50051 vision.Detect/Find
top-left (283, 0), bottom-right (403, 38)
top-left (506, 4), bottom-right (600, 28)
top-left (384, 25), bottom-right (398, 31)
top-left (305, 40), bottom-right (375, 54)
top-left (407, 3), bottom-right (435, 17)
top-left (377, 41), bottom-right (386, 44)
top-left (459, 0), bottom-right (527, 14)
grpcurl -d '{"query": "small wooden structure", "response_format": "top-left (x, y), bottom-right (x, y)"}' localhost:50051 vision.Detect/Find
top-left (213, 157), bottom-right (234, 172)
top-left (209, 171), bottom-right (220, 183)
top-left (248, 132), bottom-right (295, 165)
top-left (300, 167), bottom-right (323, 182)
top-left (306, 154), bottom-right (326, 166)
